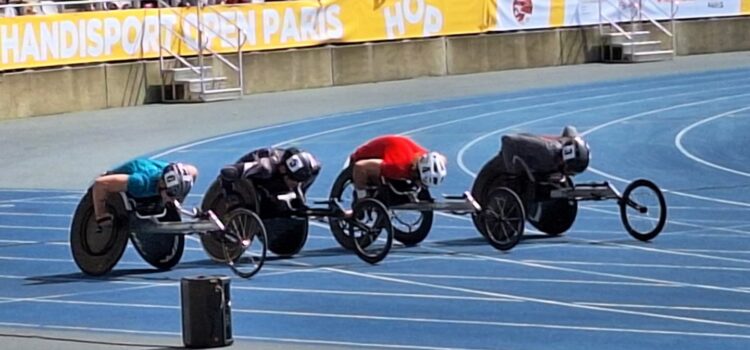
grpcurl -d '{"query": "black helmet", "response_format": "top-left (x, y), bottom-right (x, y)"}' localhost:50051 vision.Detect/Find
top-left (561, 136), bottom-right (590, 175)
top-left (281, 148), bottom-right (321, 182)
top-left (162, 163), bottom-right (194, 199)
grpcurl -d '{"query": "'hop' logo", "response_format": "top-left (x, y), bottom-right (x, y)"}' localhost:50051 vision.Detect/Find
top-left (513, 0), bottom-right (534, 23)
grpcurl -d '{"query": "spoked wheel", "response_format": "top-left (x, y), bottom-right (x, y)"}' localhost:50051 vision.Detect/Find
top-left (200, 179), bottom-right (259, 262)
top-left (329, 167), bottom-right (358, 250)
top-left (220, 208), bottom-right (268, 278)
top-left (348, 198), bottom-right (394, 264)
top-left (619, 179), bottom-right (667, 242)
top-left (70, 191), bottom-right (129, 276)
top-left (481, 187), bottom-right (525, 251)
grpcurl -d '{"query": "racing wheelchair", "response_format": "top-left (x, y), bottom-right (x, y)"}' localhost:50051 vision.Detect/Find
top-left (328, 165), bottom-right (522, 258)
top-left (70, 187), bottom-right (268, 279)
top-left (470, 151), bottom-right (668, 244)
top-left (201, 177), bottom-right (395, 264)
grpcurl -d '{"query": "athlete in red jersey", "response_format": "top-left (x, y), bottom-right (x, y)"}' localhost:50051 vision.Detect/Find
top-left (350, 135), bottom-right (447, 198)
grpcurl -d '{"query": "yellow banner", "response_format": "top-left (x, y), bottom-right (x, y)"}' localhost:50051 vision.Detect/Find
top-left (743, 0), bottom-right (750, 14)
top-left (0, 0), bottom-right (486, 70)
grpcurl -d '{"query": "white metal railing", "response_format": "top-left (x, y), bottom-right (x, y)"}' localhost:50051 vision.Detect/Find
top-left (598, 0), bottom-right (676, 61)
top-left (156, 0), bottom-right (246, 101)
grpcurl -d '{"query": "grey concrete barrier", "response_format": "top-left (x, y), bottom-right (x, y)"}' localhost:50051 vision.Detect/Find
top-left (332, 38), bottom-right (446, 86)
top-left (1, 65), bottom-right (107, 120)
top-left (676, 17), bottom-right (750, 55)
top-left (446, 31), bottom-right (561, 75)
top-left (243, 47), bottom-right (333, 94)
top-left (1, 16), bottom-right (749, 120)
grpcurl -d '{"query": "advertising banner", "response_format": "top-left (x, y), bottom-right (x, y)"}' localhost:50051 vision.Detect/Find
top-left (562, 0), bottom-right (747, 27)
top-left (0, 0), bottom-right (747, 70)
top-left (0, 0), bottom-right (487, 70)
top-left (495, 0), bottom-right (567, 30)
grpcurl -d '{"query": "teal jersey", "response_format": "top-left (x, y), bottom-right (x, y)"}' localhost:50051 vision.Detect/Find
top-left (111, 159), bottom-right (170, 198)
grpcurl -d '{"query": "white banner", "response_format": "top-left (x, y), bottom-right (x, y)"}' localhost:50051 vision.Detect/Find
top-left (563, 0), bottom-right (747, 27)
top-left (496, 0), bottom-right (562, 30)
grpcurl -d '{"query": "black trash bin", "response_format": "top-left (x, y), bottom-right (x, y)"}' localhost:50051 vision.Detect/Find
top-left (181, 275), bottom-right (233, 348)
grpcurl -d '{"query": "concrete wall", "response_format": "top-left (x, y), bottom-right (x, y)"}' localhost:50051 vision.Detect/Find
top-left (1, 16), bottom-right (749, 120)
top-left (446, 31), bottom-right (561, 75)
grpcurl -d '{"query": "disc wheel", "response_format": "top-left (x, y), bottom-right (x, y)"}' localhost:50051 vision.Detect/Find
top-left (221, 208), bottom-right (268, 279)
top-left (391, 187), bottom-right (433, 246)
top-left (349, 198), bottom-right (394, 264)
top-left (527, 177), bottom-right (577, 236)
top-left (130, 205), bottom-right (184, 271)
top-left (620, 179), bottom-right (667, 242)
top-left (481, 187), bottom-right (525, 251)
top-left (200, 179), bottom-right (259, 262)
top-left (70, 190), bottom-right (129, 276)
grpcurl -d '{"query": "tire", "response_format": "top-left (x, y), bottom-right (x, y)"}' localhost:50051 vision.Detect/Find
top-left (481, 187), bottom-right (525, 251)
top-left (129, 205), bottom-right (185, 271)
top-left (526, 177), bottom-right (577, 236)
top-left (391, 187), bottom-right (433, 246)
top-left (471, 153), bottom-right (520, 237)
top-left (200, 178), bottom-right (260, 262)
top-left (328, 167), bottom-right (357, 250)
top-left (69, 189), bottom-right (130, 276)
top-left (620, 179), bottom-right (667, 242)
top-left (263, 217), bottom-right (308, 257)
top-left (350, 198), bottom-right (394, 264)
top-left (222, 208), bottom-right (268, 279)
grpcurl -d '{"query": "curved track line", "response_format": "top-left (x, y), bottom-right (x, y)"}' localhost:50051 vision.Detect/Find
top-left (675, 106), bottom-right (750, 177)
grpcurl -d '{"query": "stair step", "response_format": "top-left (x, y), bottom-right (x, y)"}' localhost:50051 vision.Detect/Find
top-left (612, 41), bottom-right (663, 53)
top-left (604, 31), bottom-right (651, 45)
top-left (625, 50), bottom-right (674, 62)
top-left (175, 76), bottom-right (229, 93)
top-left (198, 88), bottom-right (243, 102)
top-left (168, 66), bottom-right (212, 80)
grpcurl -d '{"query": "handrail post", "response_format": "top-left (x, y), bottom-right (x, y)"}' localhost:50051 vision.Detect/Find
top-left (197, 0), bottom-right (205, 96)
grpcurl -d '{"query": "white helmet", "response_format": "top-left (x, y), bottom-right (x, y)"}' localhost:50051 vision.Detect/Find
top-left (417, 152), bottom-right (447, 187)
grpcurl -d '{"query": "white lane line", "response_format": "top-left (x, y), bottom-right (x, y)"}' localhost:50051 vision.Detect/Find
top-left (457, 83), bottom-right (750, 177)
top-left (155, 72), bottom-right (750, 160)
top-left (675, 106), bottom-right (750, 177)
top-left (370, 273), bottom-right (674, 287)
top-left (3, 201), bottom-right (78, 205)
top-left (0, 321), bottom-right (481, 350)
top-left (3, 298), bottom-right (750, 340)
top-left (0, 284), bottom-right (161, 306)
top-left (583, 205), bottom-right (750, 237)
top-left (675, 249), bottom-right (750, 254)
top-left (576, 302), bottom-right (750, 314)
top-left (0, 225), bottom-right (67, 231)
top-left (0, 212), bottom-right (71, 217)
top-left (522, 260), bottom-right (750, 273)
top-left (282, 259), bottom-right (750, 330)
top-left (153, 81), bottom-right (619, 159)
top-left (0, 195), bottom-right (79, 205)
top-left (230, 286), bottom-right (521, 302)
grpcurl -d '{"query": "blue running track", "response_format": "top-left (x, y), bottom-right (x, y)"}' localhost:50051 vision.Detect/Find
top-left (1, 67), bottom-right (749, 349)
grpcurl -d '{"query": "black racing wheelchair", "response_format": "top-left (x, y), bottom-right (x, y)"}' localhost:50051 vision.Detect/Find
top-left (327, 165), bottom-right (518, 257)
top-left (201, 177), bottom-right (395, 264)
top-left (470, 149), bottom-right (668, 245)
top-left (70, 187), bottom-right (268, 279)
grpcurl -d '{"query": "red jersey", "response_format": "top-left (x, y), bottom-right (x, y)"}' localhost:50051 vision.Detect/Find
top-left (352, 135), bottom-right (427, 180)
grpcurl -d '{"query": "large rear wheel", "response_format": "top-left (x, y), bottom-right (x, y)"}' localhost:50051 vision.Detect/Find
top-left (70, 190), bottom-right (129, 276)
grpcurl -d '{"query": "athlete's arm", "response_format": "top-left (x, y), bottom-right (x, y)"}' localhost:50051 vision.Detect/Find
top-left (352, 159), bottom-right (383, 190)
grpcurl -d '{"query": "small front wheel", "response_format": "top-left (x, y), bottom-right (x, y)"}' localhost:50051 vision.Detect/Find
top-left (349, 198), bottom-right (394, 264)
top-left (620, 179), bottom-right (667, 242)
top-left (481, 187), bottom-right (525, 251)
top-left (221, 208), bottom-right (268, 278)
